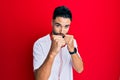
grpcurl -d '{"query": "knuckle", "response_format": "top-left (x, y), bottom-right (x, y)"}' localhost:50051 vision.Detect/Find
top-left (71, 35), bottom-right (73, 37)
top-left (55, 40), bottom-right (58, 42)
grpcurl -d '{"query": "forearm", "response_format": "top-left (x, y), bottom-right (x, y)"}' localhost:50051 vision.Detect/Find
top-left (71, 53), bottom-right (84, 73)
top-left (35, 52), bottom-right (55, 80)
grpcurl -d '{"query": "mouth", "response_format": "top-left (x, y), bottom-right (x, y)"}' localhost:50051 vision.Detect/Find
top-left (52, 31), bottom-right (65, 38)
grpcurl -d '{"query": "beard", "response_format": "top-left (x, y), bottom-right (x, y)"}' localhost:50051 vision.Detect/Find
top-left (52, 30), bottom-right (66, 38)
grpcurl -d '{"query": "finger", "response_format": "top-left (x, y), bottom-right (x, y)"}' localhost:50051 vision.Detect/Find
top-left (65, 35), bottom-right (74, 39)
top-left (61, 39), bottom-right (65, 43)
top-left (60, 41), bottom-right (66, 46)
top-left (53, 36), bottom-right (63, 40)
top-left (69, 39), bottom-right (73, 44)
top-left (64, 37), bottom-right (69, 43)
top-left (52, 35), bottom-right (62, 38)
top-left (55, 37), bottom-right (64, 41)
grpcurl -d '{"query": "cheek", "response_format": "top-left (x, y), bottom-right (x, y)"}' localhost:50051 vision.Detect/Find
top-left (65, 28), bottom-right (69, 33)
top-left (62, 28), bottom-right (69, 34)
top-left (53, 26), bottom-right (60, 32)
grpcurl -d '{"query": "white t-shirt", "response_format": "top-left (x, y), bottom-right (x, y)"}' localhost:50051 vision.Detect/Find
top-left (33, 34), bottom-right (81, 80)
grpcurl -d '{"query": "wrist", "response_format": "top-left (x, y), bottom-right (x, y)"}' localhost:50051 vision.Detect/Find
top-left (48, 51), bottom-right (56, 58)
top-left (68, 48), bottom-right (74, 52)
top-left (69, 47), bottom-right (77, 55)
top-left (68, 46), bottom-right (74, 52)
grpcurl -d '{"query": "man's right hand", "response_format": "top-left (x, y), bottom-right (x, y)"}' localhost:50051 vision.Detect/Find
top-left (49, 35), bottom-right (65, 57)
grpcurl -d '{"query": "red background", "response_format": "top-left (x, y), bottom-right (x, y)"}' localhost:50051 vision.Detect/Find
top-left (0, 0), bottom-right (120, 80)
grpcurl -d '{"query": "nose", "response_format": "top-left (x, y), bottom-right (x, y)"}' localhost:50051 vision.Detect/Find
top-left (60, 27), bottom-right (64, 34)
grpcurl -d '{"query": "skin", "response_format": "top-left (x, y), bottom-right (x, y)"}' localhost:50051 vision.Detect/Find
top-left (34, 17), bottom-right (84, 80)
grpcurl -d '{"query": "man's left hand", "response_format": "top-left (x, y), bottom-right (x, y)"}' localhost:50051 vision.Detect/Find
top-left (64, 35), bottom-right (74, 52)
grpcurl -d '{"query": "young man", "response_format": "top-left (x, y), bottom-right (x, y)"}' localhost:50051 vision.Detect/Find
top-left (33, 6), bottom-right (83, 80)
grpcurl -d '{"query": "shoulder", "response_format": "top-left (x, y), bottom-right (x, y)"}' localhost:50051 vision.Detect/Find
top-left (33, 34), bottom-right (50, 47)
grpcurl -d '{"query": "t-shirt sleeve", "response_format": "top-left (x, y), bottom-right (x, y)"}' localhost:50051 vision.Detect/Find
top-left (74, 39), bottom-right (81, 58)
top-left (33, 41), bottom-right (46, 71)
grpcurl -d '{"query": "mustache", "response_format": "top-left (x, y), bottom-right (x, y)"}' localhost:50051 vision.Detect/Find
top-left (52, 31), bottom-right (65, 38)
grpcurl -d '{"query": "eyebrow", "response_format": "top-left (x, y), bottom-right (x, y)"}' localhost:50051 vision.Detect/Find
top-left (54, 22), bottom-right (61, 25)
top-left (65, 24), bottom-right (70, 26)
top-left (55, 22), bottom-right (70, 26)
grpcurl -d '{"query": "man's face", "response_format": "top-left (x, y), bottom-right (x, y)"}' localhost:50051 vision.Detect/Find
top-left (52, 17), bottom-right (71, 36)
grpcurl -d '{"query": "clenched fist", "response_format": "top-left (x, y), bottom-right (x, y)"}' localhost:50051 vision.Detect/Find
top-left (64, 35), bottom-right (74, 52)
top-left (49, 35), bottom-right (66, 56)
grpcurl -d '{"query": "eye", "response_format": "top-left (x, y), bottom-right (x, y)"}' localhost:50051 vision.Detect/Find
top-left (56, 24), bottom-right (60, 27)
top-left (65, 25), bottom-right (70, 28)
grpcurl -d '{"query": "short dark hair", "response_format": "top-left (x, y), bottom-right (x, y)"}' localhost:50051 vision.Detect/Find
top-left (53, 6), bottom-right (72, 21)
